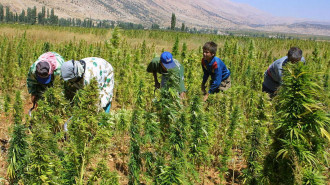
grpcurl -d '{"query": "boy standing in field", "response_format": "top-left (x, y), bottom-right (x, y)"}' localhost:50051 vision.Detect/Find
top-left (27, 52), bottom-right (64, 107)
top-left (262, 47), bottom-right (305, 98)
top-left (201, 42), bottom-right (231, 101)
top-left (147, 51), bottom-right (186, 99)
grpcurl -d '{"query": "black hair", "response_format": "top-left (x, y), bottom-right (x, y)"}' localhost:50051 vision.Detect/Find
top-left (203, 41), bottom-right (217, 55)
top-left (287, 47), bottom-right (302, 63)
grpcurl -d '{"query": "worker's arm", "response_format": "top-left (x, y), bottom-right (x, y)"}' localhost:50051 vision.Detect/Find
top-left (27, 65), bottom-right (39, 101)
top-left (153, 71), bottom-right (160, 89)
top-left (99, 63), bottom-right (115, 108)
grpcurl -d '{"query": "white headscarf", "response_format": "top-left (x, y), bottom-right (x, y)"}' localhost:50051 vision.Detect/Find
top-left (61, 60), bottom-right (85, 81)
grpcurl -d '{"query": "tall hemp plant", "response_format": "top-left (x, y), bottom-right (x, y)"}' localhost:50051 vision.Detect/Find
top-left (128, 81), bottom-right (144, 185)
top-left (219, 105), bottom-right (240, 179)
top-left (243, 92), bottom-right (269, 185)
top-left (67, 79), bottom-right (112, 184)
top-left (41, 78), bottom-right (70, 134)
top-left (111, 26), bottom-right (120, 49)
top-left (24, 83), bottom-right (65, 184)
top-left (7, 91), bottom-right (28, 184)
top-left (264, 62), bottom-right (329, 184)
top-left (172, 36), bottom-right (179, 57)
top-left (154, 70), bottom-right (186, 184)
top-left (189, 95), bottom-right (210, 169)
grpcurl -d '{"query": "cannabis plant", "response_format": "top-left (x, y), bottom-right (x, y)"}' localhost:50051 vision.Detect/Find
top-left (264, 62), bottom-right (329, 184)
top-left (7, 91), bottom-right (28, 184)
top-left (128, 80), bottom-right (144, 185)
top-left (68, 79), bottom-right (112, 184)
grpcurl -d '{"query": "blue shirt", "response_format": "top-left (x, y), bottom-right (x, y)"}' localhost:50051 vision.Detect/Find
top-left (202, 56), bottom-right (230, 94)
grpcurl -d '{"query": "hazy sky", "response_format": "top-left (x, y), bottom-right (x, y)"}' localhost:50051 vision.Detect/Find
top-left (230, 0), bottom-right (330, 22)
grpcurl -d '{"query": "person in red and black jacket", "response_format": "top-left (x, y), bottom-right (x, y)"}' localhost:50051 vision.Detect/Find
top-left (201, 42), bottom-right (231, 101)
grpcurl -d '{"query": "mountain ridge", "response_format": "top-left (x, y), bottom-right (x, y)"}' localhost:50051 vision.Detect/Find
top-left (1, 0), bottom-right (330, 36)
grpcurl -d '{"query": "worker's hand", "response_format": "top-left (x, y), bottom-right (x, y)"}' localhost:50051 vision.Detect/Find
top-left (30, 95), bottom-right (38, 109)
top-left (203, 93), bottom-right (209, 102)
top-left (155, 81), bottom-right (160, 89)
top-left (201, 83), bottom-right (207, 95)
top-left (31, 95), bottom-right (38, 104)
top-left (180, 92), bottom-right (186, 99)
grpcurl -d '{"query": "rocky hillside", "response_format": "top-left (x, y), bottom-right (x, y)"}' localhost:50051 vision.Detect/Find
top-left (1, 0), bottom-right (330, 36)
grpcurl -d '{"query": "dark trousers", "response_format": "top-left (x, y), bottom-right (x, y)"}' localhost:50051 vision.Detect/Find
top-left (262, 83), bottom-right (276, 98)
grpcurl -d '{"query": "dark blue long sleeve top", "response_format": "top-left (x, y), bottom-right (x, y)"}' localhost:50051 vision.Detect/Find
top-left (202, 56), bottom-right (230, 94)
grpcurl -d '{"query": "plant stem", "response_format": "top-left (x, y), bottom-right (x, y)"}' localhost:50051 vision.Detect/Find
top-left (79, 142), bottom-right (87, 185)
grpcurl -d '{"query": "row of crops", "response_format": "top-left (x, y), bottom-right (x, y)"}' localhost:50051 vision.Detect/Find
top-left (0, 24), bottom-right (329, 184)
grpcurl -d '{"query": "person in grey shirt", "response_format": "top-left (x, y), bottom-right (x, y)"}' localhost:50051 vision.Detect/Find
top-left (262, 47), bottom-right (305, 97)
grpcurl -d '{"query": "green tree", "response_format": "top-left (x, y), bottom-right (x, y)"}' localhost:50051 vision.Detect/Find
top-left (31, 6), bottom-right (37, 24)
top-left (5, 6), bottom-right (11, 22)
top-left (171, 13), bottom-right (176, 30)
top-left (38, 6), bottom-right (46, 25)
top-left (181, 23), bottom-right (185, 31)
top-left (0, 4), bottom-right (4, 22)
top-left (19, 9), bottom-right (25, 23)
top-left (49, 8), bottom-right (58, 25)
top-left (26, 7), bottom-right (32, 23)
top-left (151, 23), bottom-right (160, 29)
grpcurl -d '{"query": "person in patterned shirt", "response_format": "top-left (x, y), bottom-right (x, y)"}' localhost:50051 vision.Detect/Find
top-left (27, 52), bottom-right (64, 106)
top-left (60, 57), bottom-right (114, 113)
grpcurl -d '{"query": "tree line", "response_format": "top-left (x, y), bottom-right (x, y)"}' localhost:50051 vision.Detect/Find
top-left (0, 4), bottom-right (220, 34)
top-left (0, 4), bottom-right (142, 29)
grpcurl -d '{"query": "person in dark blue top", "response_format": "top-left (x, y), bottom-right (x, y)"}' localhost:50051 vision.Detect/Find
top-left (201, 42), bottom-right (231, 101)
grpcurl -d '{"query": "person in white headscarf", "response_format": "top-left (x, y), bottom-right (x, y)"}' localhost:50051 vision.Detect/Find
top-left (61, 57), bottom-right (114, 113)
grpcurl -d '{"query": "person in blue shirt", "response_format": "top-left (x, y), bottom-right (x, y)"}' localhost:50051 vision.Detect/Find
top-left (262, 47), bottom-right (305, 98)
top-left (201, 42), bottom-right (231, 101)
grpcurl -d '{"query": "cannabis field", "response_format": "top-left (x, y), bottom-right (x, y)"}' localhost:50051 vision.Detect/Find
top-left (0, 24), bottom-right (329, 185)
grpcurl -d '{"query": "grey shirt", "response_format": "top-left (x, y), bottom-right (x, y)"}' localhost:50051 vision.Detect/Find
top-left (263, 56), bottom-right (305, 92)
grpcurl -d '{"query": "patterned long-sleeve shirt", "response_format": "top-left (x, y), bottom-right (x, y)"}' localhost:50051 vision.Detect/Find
top-left (70, 57), bottom-right (114, 108)
top-left (27, 52), bottom-right (64, 96)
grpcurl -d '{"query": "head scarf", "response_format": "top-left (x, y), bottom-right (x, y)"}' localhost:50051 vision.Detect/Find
top-left (38, 52), bottom-right (58, 74)
top-left (61, 60), bottom-right (85, 81)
